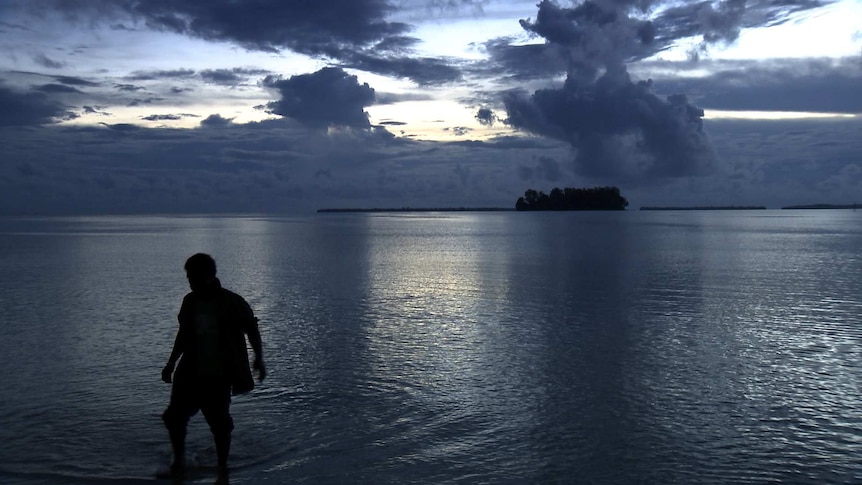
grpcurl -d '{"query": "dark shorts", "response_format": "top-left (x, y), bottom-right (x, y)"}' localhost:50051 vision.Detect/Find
top-left (162, 378), bottom-right (234, 435)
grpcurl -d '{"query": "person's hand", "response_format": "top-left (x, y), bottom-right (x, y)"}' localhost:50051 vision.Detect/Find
top-left (253, 356), bottom-right (266, 382)
top-left (161, 362), bottom-right (175, 383)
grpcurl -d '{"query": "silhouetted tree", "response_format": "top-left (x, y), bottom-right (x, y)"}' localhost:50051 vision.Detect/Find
top-left (515, 186), bottom-right (629, 211)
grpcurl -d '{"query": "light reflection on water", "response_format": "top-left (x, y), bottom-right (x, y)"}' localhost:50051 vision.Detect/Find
top-left (0, 211), bottom-right (861, 484)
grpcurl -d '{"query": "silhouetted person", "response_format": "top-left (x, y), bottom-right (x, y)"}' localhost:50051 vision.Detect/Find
top-left (161, 253), bottom-right (265, 478)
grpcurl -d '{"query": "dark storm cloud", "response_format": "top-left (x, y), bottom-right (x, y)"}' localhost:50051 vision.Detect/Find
top-left (646, 58), bottom-right (862, 113)
top-left (0, 85), bottom-right (72, 126)
top-left (264, 67), bottom-right (376, 130)
top-left (485, 0), bottom-right (838, 81)
top-left (34, 0), bottom-right (462, 86)
top-left (505, 78), bottom-right (716, 179)
top-left (497, 0), bottom-right (837, 181)
top-left (121, 0), bottom-right (410, 54)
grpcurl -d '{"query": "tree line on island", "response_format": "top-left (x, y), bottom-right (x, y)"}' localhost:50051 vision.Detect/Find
top-left (516, 186), bottom-right (629, 211)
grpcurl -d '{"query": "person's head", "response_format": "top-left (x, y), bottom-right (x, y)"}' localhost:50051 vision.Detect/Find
top-left (184, 253), bottom-right (217, 292)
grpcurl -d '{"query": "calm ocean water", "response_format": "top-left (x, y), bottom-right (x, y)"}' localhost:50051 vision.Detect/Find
top-left (0, 211), bottom-right (860, 484)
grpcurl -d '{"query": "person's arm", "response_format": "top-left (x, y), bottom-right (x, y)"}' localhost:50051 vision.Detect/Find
top-left (236, 294), bottom-right (266, 382)
top-left (162, 296), bottom-right (191, 383)
top-left (161, 331), bottom-right (184, 383)
top-left (247, 317), bottom-right (266, 382)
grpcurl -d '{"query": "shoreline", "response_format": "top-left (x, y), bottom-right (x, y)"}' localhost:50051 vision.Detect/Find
top-left (317, 207), bottom-right (513, 213)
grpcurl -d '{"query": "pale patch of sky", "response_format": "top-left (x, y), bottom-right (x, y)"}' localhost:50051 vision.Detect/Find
top-left (705, 110), bottom-right (857, 120)
top-left (653, 1), bottom-right (862, 62)
top-left (368, 98), bottom-right (513, 141)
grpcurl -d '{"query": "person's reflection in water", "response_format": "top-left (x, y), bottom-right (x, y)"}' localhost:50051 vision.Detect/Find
top-left (160, 253), bottom-right (266, 481)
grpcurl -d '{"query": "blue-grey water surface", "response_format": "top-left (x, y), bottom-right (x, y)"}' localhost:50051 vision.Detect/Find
top-left (0, 211), bottom-right (861, 484)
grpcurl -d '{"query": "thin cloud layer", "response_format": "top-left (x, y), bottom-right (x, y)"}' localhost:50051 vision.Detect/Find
top-left (647, 57), bottom-right (862, 113)
top-left (2, 116), bottom-right (860, 214)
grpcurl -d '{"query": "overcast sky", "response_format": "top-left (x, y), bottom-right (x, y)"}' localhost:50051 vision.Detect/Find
top-left (1, 0), bottom-right (860, 214)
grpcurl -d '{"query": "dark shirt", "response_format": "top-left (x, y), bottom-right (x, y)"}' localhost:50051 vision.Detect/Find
top-left (173, 279), bottom-right (258, 394)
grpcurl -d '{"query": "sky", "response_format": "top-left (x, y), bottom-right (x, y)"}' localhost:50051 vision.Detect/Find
top-left (1, 0), bottom-right (860, 214)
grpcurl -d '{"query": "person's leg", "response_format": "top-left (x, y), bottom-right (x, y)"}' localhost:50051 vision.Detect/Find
top-left (201, 384), bottom-right (234, 471)
top-left (162, 384), bottom-right (198, 472)
top-left (214, 431), bottom-right (231, 471)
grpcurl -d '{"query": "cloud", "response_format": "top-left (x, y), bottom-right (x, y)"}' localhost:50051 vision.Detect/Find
top-left (478, 39), bottom-right (567, 82)
top-left (644, 57), bottom-right (862, 113)
top-left (32, 0), bottom-right (462, 86)
top-left (121, 0), bottom-right (411, 54)
top-left (475, 107), bottom-right (495, 126)
top-left (127, 97), bottom-right (165, 106)
top-left (0, 120), bottom-right (539, 214)
top-left (701, 116), bottom-right (862, 207)
top-left (32, 1), bottom-right (408, 55)
top-left (652, 0), bottom-right (839, 54)
top-left (35, 83), bottom-right (83, 94)
top-left (338, 52), bottom-right (462, 86)
top-left (141, 113), bottom-right (199, 121)
top-left (200, 114), bottom-right (234, 128)
top-left (53, 75), bottom-right (101, 87)
top-left (0, 85), bottom-right (72, 126)
top-left (199, 68), bottom-right (270, 86)
top-left (3, 113), bottom-right (860, 214)
top-left (494, 0), bottom-right (836, 181)
top-left (374, 91), bottom-right (434, 104)
top-left (83, 105), bottom-right (110, 115)
top-left (481, 1), bottom-right (838, 82)
top-left (126, 69), bottom-right (196, 81)
top-left (115, 83), bottom-right (145, 92)
top-left (264, 67), bottom-right (376, 130)
top-left (33, 53), bottom-right (64, 69)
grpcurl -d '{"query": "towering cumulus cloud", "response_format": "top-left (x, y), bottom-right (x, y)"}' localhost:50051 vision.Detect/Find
top-left (264, 68), bottom-right (376, 130)
top-left (502, 0), bottom-right (835, 180)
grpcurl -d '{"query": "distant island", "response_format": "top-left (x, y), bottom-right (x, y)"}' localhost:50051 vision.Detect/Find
top-left (781, 204), bottom-right (860, 210)
top-left (640, 206), bottom-right (767, 211)
top-left (317, 207), bottom-right (512, 213)
top-left (515, 186), bottom-right (629, 211)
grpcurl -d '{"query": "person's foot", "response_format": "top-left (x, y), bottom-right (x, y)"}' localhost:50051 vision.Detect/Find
top-left (217, 462), bottom-right (230, 483)
top-left (169, 459), bottom-right (186, 477)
